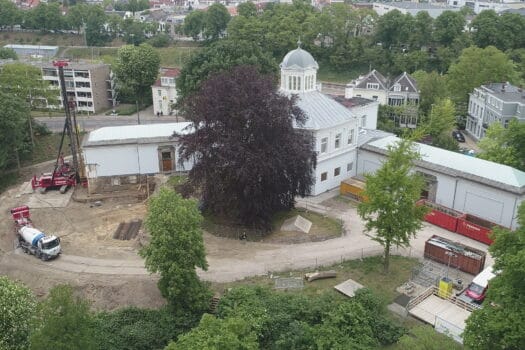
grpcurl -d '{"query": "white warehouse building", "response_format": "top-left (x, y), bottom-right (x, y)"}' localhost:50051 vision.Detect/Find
top-left (82, 122), bottom-right (193, 190)
top-left (357, 136), bottom-right (525, 229)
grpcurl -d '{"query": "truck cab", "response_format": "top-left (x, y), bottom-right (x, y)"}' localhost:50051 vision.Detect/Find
top-left (38, 236), bottom-right (61, 260)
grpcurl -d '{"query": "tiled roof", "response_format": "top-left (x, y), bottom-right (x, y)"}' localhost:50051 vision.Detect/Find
top-left (292, 91), bottom-right (355, 130)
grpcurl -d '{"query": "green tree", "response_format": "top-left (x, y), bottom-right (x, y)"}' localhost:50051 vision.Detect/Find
top-left (0, 0), bottom-right (21, 28)
top-left (409, 11), bottom-right (433, 49)
top-left (30, 285), bottom-right (96, 350)
top-left (139, 188), bottom-right (211, 313)
top-left (0, 277), bottom-right (36, 350)
top-left (374, 10), bottom-right (410, 49)
top-left (394, 325), bottom-right (462, 350)
top-left (446, 46), bottom-right (520, 110)
top-left (0, 47), bottom-right (17, 60)
top-left (165, 314), bottom-right (258, 350)
top-left (477, 120), bottom-right (524, 171)
top-left (0, 92), bottom-right (28, 170)
top-left (203, 3), bottom-right (230, 41)
top-left (433, 11), bottom-right (465, 46)
top-left (176, 39), bottom-right (277, 102)
top-left (412, 70), bottom-right (448, 115)
top-left (470, 10), bottom-right (500, 49)
top-left (85, 5), bottom-right (109, 46)
top-left (237, 1), bottom-right (257, 17)
top-left (66, 3), bottom-right (89, 33)
top-left (122, 18), bottom-right (146, 45)
top-left (0, 62), bottom-right (55, 146)
top-left (463, 202), bottom-right (525, 349)
top-left (182, 10), bottom-right (206, 40)
top-left (358, 138), bottom-right (426, 272)
top-left (422, 98), bottom-right (456, 138)
top-left (114, 44), bottom-right (160, 110)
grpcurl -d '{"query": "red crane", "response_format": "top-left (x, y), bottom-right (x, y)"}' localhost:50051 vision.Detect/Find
top-left (31, 60), bottom-right (86, 193)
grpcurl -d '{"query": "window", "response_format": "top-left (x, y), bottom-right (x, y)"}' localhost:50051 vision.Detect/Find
top-left (361, 116), bottom-right (366, 127)
top-left (289, 76), bottom-right (292, 90)
top-left (372, 95), bottom-right (378, 101)
top-left (321, 172), bottom-right (327, 182)
top-left (348, 129), bottom-right (354, 145)
top-left (334, 167), bottom-right (340, 177)
top-left (367, 83), bottom-right (379, 89)
top-left (158, 90), bottom-right (162, 96)
top-left (334, 133), bottom-right (341, 149)
top-left (297, 77), bottom-right (301, 90)
top-left (393, 83), bottom-right (401, 92)
top-left (347, 162), bottom-right (353, 172)
top-left (320, 137), bottom-right (328, 153)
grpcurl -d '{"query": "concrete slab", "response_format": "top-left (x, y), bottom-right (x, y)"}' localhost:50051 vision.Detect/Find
top-left (15, 182), bottom-right (34, 197)
top-left (23, 188), bottom-right (73, 208)
top-left (334, 278), bottom-right (364, 297)
top-left (281, 215), bottom-right (312, 233)
top-left (409, 294), bottom-right (471, 328)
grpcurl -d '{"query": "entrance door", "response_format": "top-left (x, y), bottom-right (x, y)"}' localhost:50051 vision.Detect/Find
top-left (161, 151), bottom-right (173, 172)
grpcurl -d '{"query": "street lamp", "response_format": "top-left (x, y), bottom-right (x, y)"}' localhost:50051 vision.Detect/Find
top-left (445, 251), bottom-right (457, 280)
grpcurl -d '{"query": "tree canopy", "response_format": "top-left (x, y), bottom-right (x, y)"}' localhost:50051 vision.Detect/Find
top-left (0, 91), bottom-right (30, 169)
top-left (477, 120), bottom-right (525, 171)
top-left (463, 202), bottom-right (525, 349)
top-left (358, 138), bottom-right (426, 272)
top-left (0, 277), bottom-right (36, 350)
top-left (176, 39), bottom-right (278, 102)
top-left (179, 66), bottom-right (316, 229)
top-left (139, 188), bottom-right (211, 313)
top-left (114, 44), bottom-right (160, 108)
top-left (30, 285), bottom-right (96, 350)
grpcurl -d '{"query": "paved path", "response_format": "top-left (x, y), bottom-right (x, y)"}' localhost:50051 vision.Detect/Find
top-left (2, 190), bottom-right (493, 283)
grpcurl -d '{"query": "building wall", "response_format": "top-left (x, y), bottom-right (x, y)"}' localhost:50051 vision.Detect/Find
top-left (83, 142), bottom-right (192, 178)
top-left (89, 65), bottom-right (112, 113)
top-left (356, 147), bottom-right (523, 229)
top-left (311, 121), bottom-right (358, 195)
top-left (351, 101), bottom-right (379, 130)
top-left (152, 85), bottom-right (177, 116)
top-left (351, 88), bottom-right (387, 105)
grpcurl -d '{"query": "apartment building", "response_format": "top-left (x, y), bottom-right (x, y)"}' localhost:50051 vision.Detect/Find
top-left (38, 62), bottom-right (115, 114)
top-left (152, 67), bottom-right (179, 116)
top-left (466, 82), bottom-right (525, 140)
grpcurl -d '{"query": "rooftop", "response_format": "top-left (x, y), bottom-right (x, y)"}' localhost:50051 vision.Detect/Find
top-left (293, 91), bottom-right (355, 130)
top-left (280, 47), bottom-right (319, 71)
top-left (83, 122), bottom-right (193, 147)
top-left (33, 61), bottom-right (109, 70)
top-left (479, 83), bottom-right (525, 103)
top-left (4, 44), bottom-right (58, 50)
top-left (362, 135), bottom-right (525, 192)
top-left (379, 1), bottom-right (457, 10)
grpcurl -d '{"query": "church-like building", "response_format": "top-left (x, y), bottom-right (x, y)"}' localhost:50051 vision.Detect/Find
top-left (279, 45), bottom-right (378, 195)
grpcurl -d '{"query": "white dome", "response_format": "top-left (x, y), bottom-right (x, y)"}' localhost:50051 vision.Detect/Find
top-left (280, 47), bottom-right (319, 70)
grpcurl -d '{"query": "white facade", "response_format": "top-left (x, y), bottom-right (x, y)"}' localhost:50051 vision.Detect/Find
top-left (357, 136), bottom-right (525, 229)
top-left (82, 123), bottom-right (193, 181)
top-left (373, 2), bottom-right (461, 18)
top-left (152, 68), bottom-right (179, 116)
top-left (280, 45), bottom-right (364, 196)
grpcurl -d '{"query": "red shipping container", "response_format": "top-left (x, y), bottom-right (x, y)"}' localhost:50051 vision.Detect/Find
top-left (417, 200), bottom-right (462, 232)
top-left (456, 214), bottom-right (498, 245)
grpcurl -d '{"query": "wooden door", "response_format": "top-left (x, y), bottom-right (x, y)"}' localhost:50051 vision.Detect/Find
top-left (161, 151), bottom-right (173, 172)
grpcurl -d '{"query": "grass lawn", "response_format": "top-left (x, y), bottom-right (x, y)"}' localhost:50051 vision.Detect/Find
top-left (212, 255), bottom-right (420, 303)
top-left (21, 133), bottom-right (72, 167)
top-left (317, 65), bottom-right (368, 84)
top-left (157, 46), bottom-right (201, 68)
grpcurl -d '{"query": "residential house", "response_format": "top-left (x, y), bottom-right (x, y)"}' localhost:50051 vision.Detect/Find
top-left (466, 82), bottom-right (525, 140)
top-left (152, 67), bottom-right (180, 116)
top-left (345, 70), bottom-right (419, 107)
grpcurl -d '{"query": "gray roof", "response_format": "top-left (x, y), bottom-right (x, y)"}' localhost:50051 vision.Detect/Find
top-left (353, 70), bottom-right (388, 90)
top-left (4, 44), bottom-right (58, 50)
top-left (361, 135), bottom-right (525, 193)
top-left (481, 83), bottom-right (525, 103)
top-left (32, 61), bottom-right (109, 71)
top-left (390, 72), bottom-right (418, 93)
top-left (293, 91), bottom-right (355, 130)
top-left (500, 8), bottom-right (525, 16)
top-left (280, 47), bottom-right (319, 71)
top-left (83, 122), bottom-right (193, 147)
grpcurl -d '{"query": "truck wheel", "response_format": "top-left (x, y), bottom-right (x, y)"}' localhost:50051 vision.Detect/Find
top-left (40, 254), bottom-right (47, 261)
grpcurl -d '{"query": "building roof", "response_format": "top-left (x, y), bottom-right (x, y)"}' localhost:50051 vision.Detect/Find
top-left (4, 44), bottom-right (58, 51)
top-left (83, 122), bottom-right (193, 147)
top-left (352, 69), bottom-right (388, 90)
top-left (293, 91), bottom-right (355, 130)
top-left (161, 67), bottom-right (180, 77)
top-left (33, 61), bottom-right (109, 70)
top-left (480, 82), bottom-right (525, 103)
top-left (332, 96), bottom-right (377, 108)
top-left (361, 135), bottom-right (525, 193)
top-left (280, 47), bottom-right (319, 71)
top-left (382, 1), bottom-right (456, 10)
top-left (390, 72), bottom-right (418, 93)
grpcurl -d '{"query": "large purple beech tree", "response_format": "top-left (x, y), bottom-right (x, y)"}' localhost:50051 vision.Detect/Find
top-left (179, 66), bottom-right (316, 229)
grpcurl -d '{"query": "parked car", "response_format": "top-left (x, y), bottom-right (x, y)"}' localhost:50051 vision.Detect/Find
top-left (465, 265), bottom-right (496, 303)
top-left (452, 130), bottom-right (465, 142)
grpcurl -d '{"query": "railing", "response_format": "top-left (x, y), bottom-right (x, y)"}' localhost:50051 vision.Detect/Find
top-left (407, 285), bottom-right (481, 312)
top-left (407, 286), bottom-right (435, 310)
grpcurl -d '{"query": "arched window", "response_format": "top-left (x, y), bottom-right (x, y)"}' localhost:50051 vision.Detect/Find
top-left (288, 76), bottom-right (292, 90)
top-left (297, 77), bottom-right (301, 91)
top-left (293, 76), bottom-right (297, 90)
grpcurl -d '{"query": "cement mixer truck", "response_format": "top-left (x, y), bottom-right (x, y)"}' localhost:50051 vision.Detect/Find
top-left (11, 206), bottom-right (61, 261)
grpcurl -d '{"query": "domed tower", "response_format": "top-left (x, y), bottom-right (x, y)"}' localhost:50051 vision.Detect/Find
top-left (280, 42), bottom-right (319, 94)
